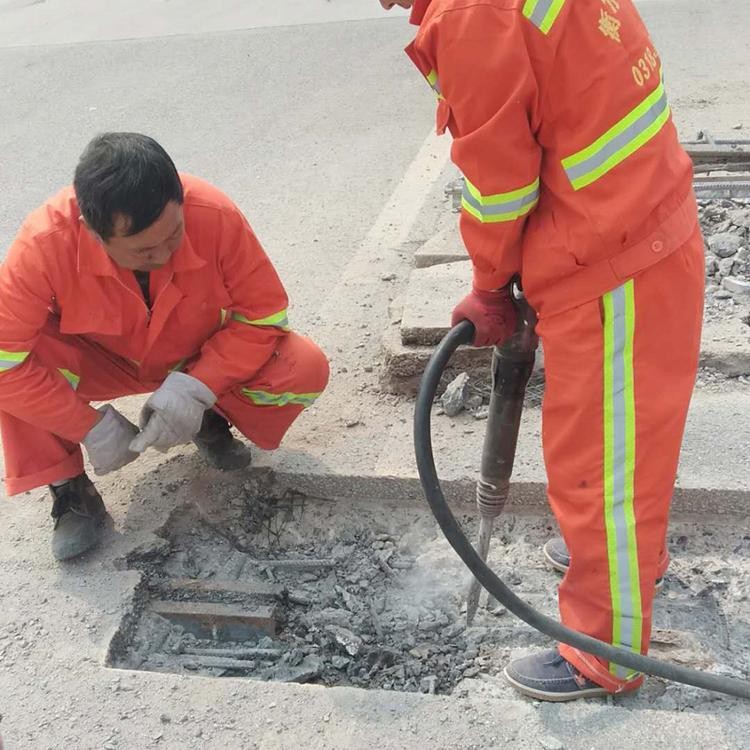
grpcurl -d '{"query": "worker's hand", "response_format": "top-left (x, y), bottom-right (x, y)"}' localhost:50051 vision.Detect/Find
top-left (129, 372), bottom-right (216, 454)
top-left (451, 285), bottom-right (517, 347)
top-left (81, 404), bottom-right (140, 475)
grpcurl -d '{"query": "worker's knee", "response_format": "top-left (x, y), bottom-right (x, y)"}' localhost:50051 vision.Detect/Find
top-left (277, 333), bottom-right (330, 396)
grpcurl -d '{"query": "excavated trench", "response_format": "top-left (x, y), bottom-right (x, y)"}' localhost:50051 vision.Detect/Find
top-left (108, 474), bottom-right (750, 703)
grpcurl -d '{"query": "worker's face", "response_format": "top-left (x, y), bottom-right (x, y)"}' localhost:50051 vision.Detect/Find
top-left (97, 201), bottom-right (185, 272)
top-left (379, 0), bottom-right (413, 9)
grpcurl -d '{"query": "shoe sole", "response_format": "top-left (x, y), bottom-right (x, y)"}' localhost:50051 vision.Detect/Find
top-left (543, 544), bottom-right (664, 592)
top-left (503, 666), bottom-right (610, 702)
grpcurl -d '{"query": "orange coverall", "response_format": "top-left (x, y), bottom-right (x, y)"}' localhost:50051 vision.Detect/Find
top-left (407, 0), bottom-right (703, 691)
top-left (0, 175), bottom-right (329, 495)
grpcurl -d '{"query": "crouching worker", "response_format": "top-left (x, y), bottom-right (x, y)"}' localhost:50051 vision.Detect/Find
top-left (0, 132), bottom-right (329, 561)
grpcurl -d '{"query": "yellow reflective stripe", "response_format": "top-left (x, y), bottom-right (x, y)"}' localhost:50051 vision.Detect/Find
top-left (562, 76), bottom-right (670, 190)
top-left (240, 389), bottom-right (322, 408)
top-left (58, 368), bottom-right (80, 390)
top-left (169, 359), bottom-right (187, 373)
top-left (461, 177), bottom-right (540, 223)
top-left (425, 69), bottom-right (444, 101)
top-left (602, 281), bottom-right (642, 680)
top-left (232, 309), bottom-right (290, 331)
top-left (220, 308), bottom-right (229, 327)
top-left (0, 350), bottom-right (30, 372)
top-left (523, 0), bottom-right (566, 35)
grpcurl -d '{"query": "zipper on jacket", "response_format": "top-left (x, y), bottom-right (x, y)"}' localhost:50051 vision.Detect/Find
top-left (114, 276), bottom-right (152, 323)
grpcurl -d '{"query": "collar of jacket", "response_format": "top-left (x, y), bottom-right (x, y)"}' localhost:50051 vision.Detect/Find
top-left (75, 220), bottom-right (206, 277)
top-left (409, 0), bottom-right (433, 25)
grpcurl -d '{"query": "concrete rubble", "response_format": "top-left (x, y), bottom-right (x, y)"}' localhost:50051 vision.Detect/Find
top-left (102, 481), bottom-right (748, 707)
top-left (701, 199), bottom-right (750, 314)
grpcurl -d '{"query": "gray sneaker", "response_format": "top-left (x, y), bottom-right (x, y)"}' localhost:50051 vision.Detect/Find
top-left (193, 410), bottom-right (252, 471)
top-left (543, 537), bottom-right (664, 591)
top-left (504, 649), bottom-right (611, 702)
top-left (50, 474), bottom-right (108, 561)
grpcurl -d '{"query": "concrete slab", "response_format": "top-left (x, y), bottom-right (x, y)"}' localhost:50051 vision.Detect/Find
top-left (400, 261), bottom-right (472, 346)
top-left (382, 323), bottom-right (493, 396)
top-left (414, 226), bottom-right (468, 269)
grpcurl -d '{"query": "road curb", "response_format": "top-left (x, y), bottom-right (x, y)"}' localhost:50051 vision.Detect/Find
top-left (254, 466), bottom-right (750, 521)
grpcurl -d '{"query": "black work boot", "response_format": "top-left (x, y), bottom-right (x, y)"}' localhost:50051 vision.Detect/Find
top-left (193, 410), bottom-right (252, 471)
top-left (50, 474), bottom-right (108, 561)
top-left (543, 537), bottom-right (664, 591)
top-left (504, 649), bottom-right (614, 702)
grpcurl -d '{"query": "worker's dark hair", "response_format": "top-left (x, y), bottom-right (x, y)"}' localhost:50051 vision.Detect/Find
top-left (74, 132), bottom-right (184, 241)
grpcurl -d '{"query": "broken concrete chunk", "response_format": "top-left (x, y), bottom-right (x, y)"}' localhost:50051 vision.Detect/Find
top-left (722, 276), bottom-right (750, 297)
top-left (304, 607), bottom-right (354, 630)
top-left (538, 737), bottom-right (565, 750)
top-left (705, 255), bottom-right (719, 277)
top-left (414, 227), bottom-right (469, 269)
top-left (708, 232), bottom-right (743, 258)
top-left (442, 372), bottom-right (470, 417)
top-left (260, 654), bottom-right (323, 684)
top-left (326, 625), bottom-right (363, 656)
top-left (419, 675), bottom-right (437, 694)
top-left (717, 257), bottom-right (735, 277)
top-left (464, 392), bottom-right (484, 412)
top-left (729, 208), bottom-right (750, 230)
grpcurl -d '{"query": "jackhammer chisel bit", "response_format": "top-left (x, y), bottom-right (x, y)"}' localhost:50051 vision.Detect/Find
top-left (465, 292), bottom-right (538, 626)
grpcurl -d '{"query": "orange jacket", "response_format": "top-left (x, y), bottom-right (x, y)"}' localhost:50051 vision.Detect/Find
top-left (406, 0), bottom-right (697, 317)
top-left (0, 175), bottom-right (289, 443)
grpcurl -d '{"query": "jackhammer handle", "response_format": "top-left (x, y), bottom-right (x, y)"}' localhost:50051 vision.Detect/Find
top-left (477, 292), bottom-right (539, 517)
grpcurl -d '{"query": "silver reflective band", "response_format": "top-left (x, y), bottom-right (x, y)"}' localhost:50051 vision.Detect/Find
top-left (461, 178), bottom-right (539, 224)
top-left (563, 79), bottom-right (670, 190)
top-left (523, 0), bottom-right (566, 35)
top-left (603, 282), bottom-right (642, 680)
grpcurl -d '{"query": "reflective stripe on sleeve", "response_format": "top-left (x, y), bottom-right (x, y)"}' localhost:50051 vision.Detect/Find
top-left (240, 389), bottom-right (322, 408)
top-left (232, 310), bottom-right (290, 331)
top-left (58, 368), bottom-right (80, 390)
top-left (425, 69), bottom-right (445, 101)
top-left (523, 0), bottom-right (566, 34)
top-left (562, 77), bottom-right (670, 191)
top-left (0, 350), bottom-right (30, 372)
top-left (461, 177), bottom-right (540, 224)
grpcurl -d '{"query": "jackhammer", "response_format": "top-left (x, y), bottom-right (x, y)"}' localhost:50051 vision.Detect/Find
top-left (465, 290), bottom-right (538, 626)
top-left (413, 291), bottom-right (750, 700)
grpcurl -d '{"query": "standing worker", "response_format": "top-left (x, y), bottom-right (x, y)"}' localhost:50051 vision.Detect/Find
top-left (0, 133), bottom-right (329, 562)
top-left (379, 0), bottom-right (703, 700)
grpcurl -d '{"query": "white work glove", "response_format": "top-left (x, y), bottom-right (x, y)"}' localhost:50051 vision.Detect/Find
top-left (82, 404), bottom-right (140, 475)
top-left (129, 372), bottom-right (216, 454)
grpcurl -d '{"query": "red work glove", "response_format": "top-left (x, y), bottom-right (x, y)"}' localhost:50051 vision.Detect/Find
top-left (451, 285), bottom-right (517, 347)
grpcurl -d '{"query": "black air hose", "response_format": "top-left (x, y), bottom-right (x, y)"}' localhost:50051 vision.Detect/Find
top-left (413, 320), bottom-right (750, 699)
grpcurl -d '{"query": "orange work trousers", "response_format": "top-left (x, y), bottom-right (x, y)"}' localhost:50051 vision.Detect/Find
top-left (536, 227), bottom-right (704, 692)
top-left (1, 324), bottom-right (329, 495)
